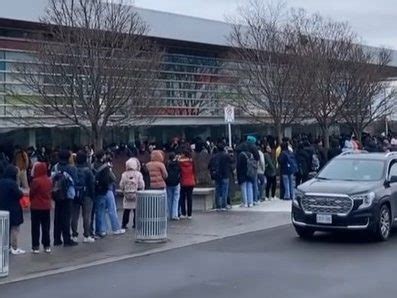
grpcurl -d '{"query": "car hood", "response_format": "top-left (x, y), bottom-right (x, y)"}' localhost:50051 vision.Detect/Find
top-left (297, 179), bottom-right (381, 196)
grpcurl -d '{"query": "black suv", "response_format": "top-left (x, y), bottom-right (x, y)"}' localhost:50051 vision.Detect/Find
top-left (292, 151), bottom-right (397, 241)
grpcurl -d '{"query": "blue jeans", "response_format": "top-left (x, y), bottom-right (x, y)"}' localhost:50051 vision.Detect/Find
top-left (166, 185), bottom-right (180, 219)
top-left (95, 190), bottom-right (121, 235)
top-left (215, 178), bottom-right (229, 209)
top-left (282, 174), bottom-right (295, 200)
top-left (240, 181), bottom-right (254, 206)
top-left (257, 174), bottom-right (266, 201)
top-left (253, 174), bottom-right (259, 202)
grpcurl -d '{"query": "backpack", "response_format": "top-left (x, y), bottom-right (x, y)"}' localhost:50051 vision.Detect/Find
top-left (312, 153), bottom-right (320, 172)
top-left (166, 161), bottom-right (180, 186)
top-left (287, 153), bottom-right (299, 174)
top-left (75, 167), bottom-right (88, 204)
top-left (94, 164), bottom-right (109, 196)
top-left (209, 155), bottom-right (221, 181)
top-left (243, 152), bottom-right (258, 180)
top-left (123, 175), bottom-right (138, 201)
top-left (52, 165), bottom-right (74, 202)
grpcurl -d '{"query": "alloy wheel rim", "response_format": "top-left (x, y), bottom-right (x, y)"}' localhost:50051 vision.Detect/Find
top-left (380, 208), bottom-right (390, 238)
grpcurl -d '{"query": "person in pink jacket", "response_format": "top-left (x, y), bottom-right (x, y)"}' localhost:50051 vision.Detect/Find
top-left (120, 158), bottom-right (145, 229)
top-left (146, 150), bottom-right (168, 190)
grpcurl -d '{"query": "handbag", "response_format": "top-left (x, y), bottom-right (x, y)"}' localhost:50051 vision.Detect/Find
top-left (20, 195), bottom-right (31, 209)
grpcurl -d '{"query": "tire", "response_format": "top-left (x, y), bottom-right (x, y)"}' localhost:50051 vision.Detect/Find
top-left (294, 226), bottom-right (315, 239)
top-left (372, 204), bottom-right (391, 241)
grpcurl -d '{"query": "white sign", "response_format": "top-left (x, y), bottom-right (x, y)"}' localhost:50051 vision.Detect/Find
top-left (224, 105), bottom-right (235, 123)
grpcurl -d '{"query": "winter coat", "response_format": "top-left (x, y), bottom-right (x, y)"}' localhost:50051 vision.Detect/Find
top-left (166, 160), bottom-right (181, 187)
top-left (296, 148), bottom-right (311, 177)
top-left (119, 158), bottom-right (145, 209)
top-left (264, 152), bottom-right (277, 177)
top-left (278, 150), bottom-right (298, 176)
top-left (257, 151), bottom-right (266, 175)
top-left (76, 163), bottom-right (95, 200)
top-left (236, 143), bottom-right (252, 185)
top-left (208, 151), bottom-right (233, 181)
top-left (146, 150), bottom-right (168, 189)
top-left (30, 162), bottom-right (52, 210)
top-left (0, 166), bottom-right (23, 226)
top-left (93, 161), bottom-right (116, 196)
top-left (179, 158), bottom-right (196, 187)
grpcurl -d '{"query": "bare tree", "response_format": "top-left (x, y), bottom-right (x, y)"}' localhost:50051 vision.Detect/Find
top-left (291, 10), bottom-right (359, 149)
top-left (228, 0), bottom-right (307, 142)
top-left (338, 46), bottom-right (396, 143)
top-left (11, 0), bottom-right (162, 149)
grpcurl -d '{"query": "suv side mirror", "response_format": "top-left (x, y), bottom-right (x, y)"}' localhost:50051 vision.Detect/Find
top-left (390, 176), bottom-right (397, 184)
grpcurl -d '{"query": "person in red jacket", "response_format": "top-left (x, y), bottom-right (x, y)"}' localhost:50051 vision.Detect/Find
top-left (30, 162), bottom-right (52, 253)
top-left (179, 149), bottom-right (196, 219)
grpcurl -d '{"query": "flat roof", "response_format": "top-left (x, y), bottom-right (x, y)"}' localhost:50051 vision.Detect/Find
top-left (1, 0), bottom-right (397, 66)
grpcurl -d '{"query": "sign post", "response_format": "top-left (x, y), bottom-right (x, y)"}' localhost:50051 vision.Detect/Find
top-left (224, 105), bottom-right (235, 148)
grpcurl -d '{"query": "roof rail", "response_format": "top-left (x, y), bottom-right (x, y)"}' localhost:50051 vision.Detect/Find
top-left (385, 152), bottom-right (397, 158)
top-left (339, 150), bottom-right (369, 156)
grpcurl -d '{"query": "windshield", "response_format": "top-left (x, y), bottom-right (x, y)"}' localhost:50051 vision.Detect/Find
top-left (317, 159), bottom-right (385, 181)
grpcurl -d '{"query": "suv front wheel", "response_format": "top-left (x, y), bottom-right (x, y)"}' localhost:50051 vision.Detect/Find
top-left (294, 226), bottom-right (315, 239)
top-left (372, 204), bottom-right (391, 241)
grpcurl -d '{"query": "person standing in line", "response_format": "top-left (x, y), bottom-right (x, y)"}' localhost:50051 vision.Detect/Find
top-left (179, 149), bottom-right (196, 219)
top-left (93, 151), bottom-right (125, 238)
top-left (236, 143), bottom-right (254, 208)
top-left (52, 149), bottom-right (78, 247)
top-left (257, 144), bottom-right (266, 202)
top-left (278, 142), bottom-right (298, 200)
top-left (246, 136), bottom-right (260, 205)
top-left (264, 145), bottom-right (277, 200)
top-left (120, 157), bottom-right (145, 229)
top-left (165, 153), bottom-right (181, 220)
top-left (30, 162), bottom-right (52, 253)
top-left (208, 143), bottom-right (233, 211)
top-left (14, 146), bottom-right (30, 191)
top-left (146, 150), bottom-right (168, 190)
top-left (71, 151), bottom-right (95, 243)
top-left (0, 165), bottom-right (25, 255)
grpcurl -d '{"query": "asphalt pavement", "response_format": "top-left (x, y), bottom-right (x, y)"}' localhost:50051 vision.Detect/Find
top-left (1, 224), bottom-right (396, 298)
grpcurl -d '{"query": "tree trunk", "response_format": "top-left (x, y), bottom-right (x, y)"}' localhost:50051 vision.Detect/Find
top-left (321, 124), bottom-right (330, 150)
top-left (91, 124), bottom-right (104, 151)
top-left (275, 122), bottom-right (283, 145)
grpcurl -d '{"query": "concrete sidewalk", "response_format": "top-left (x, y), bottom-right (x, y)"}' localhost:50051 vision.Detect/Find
top-left (0, 201), bottom-right (291, 285)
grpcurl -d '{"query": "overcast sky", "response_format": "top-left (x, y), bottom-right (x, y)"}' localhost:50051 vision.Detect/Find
top-left (134, 0), bottom-right (397, 49)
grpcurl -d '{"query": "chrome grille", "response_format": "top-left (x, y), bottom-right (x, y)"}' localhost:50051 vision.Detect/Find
top-left (301, 194), bottom-right (353, 215)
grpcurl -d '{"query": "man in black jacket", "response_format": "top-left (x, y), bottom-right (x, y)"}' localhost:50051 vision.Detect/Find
top-left (209, 143), bottom-right (233, 210)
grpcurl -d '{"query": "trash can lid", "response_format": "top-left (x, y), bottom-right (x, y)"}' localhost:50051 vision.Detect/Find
top-left (137, 190), bottom-right (166, 195)
top-left (0, 210), bottom-right (9, 217)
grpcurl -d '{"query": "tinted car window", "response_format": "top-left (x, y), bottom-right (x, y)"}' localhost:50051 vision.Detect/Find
top-left (317, 159), bottom-right (384, 181)
top-left (389, 162), bottom-right (397, 177)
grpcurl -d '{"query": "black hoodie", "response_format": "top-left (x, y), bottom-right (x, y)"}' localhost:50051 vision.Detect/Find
top-left (0, 165), bottom-right (23, 226)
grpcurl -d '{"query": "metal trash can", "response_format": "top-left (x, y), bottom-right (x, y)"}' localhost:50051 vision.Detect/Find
top-left (0, 211), bottom-right (9, 278)
top-left (135, 190), bottom-right (167, 243)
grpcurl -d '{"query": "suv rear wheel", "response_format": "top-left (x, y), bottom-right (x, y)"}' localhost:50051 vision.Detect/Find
top-left (294, 226), bottom-right (315, 239)
top-left (372, 204), bottom-right (391, 241)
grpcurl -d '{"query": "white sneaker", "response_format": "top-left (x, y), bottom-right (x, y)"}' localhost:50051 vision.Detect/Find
top-left (113, 229), bottom-right (126, 235)
top-left (11, 248), bottom-right (26, 255)
top-left (83, 236), bottom-right (95, 243)
top-left (265, 197), bottom-right (270, 201)
top-left (240, 203), bottom-right (248, 208)
top-left (187, 216), bottom-right (192, 220)
top-left (32, 249), bottom-right (40, 254)
top-left (180, 215), bottom-right (187, 219)
top-left (44, 248), bottom-right (51, 253)
top-left (248, 204), bottom-right (253, 208)
top-left (272, 196), bottom-right (279, 200)
top-left (71, 237), bottom-right (79, 242)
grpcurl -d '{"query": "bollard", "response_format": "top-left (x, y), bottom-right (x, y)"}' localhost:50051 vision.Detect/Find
top-left (0, 211), bottom-right (9, 278)
top-left (135, 190), bottom-right (167, 243)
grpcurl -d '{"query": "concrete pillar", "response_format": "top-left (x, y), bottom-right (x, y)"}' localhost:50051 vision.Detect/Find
top-left (28, 129), bottom-right (36, 148)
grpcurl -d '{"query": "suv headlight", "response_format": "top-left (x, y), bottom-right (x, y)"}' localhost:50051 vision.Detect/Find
top-left (352, 192), bottom-right (376, 210)
top-left (293, 189), bottom-right (304, 208)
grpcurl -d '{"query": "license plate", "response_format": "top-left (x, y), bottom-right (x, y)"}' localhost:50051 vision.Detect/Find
top-left (316, 214), bottom-right (332, 224)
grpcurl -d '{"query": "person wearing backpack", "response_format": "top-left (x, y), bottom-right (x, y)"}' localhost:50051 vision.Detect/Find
top-left (52, 149), bottom-right (78, 247)
top-left (71, 151), bottom-right (95, 243)
top-left (120, 157), bottom-right (145, 229)
top-left (278, 142), bottom-right (298, 200)
top-left (208, 143), bottom-right (233, 210)
top-left (236, 142), bottom-right (255, 208)
top-left (94, 150), bottom-right (125, 237)
top-left (30, 162), bottom-right (52, 254)
top-left (165, 152), bottom-right (181, 220)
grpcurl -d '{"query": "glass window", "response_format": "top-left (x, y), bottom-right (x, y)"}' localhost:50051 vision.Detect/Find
top-left (389, 162), bottom-right (397, 178)
top-left (317, 159), bottom-right (385, 181)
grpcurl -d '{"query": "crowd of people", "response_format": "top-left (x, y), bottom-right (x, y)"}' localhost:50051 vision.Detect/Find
top-left (0, 132), bottom-right (394, 255)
